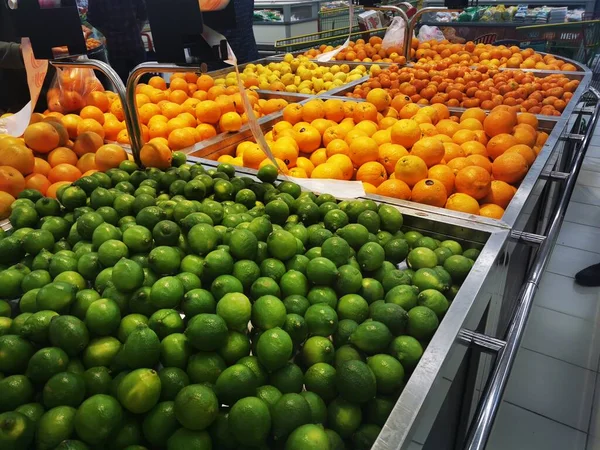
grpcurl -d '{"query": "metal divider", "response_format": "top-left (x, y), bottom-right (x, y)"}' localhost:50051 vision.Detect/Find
top-left (461, 87), bottom-right (600, 450)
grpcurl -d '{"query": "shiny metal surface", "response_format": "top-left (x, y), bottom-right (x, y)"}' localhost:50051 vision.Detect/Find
top-left (463, 87), bottom-right (600, 450)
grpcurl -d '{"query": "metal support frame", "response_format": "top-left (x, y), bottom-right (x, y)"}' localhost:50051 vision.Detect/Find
top-left (404, 7), bottom-right (449, 60)
top-left (509, 230), bottom-right (547, 246)
top-left (540, 170), bottom-right (571, 181)
top-left (463, 87), bottom-right (600, 450)
top-left (458, 329), bottom-right (506, 354)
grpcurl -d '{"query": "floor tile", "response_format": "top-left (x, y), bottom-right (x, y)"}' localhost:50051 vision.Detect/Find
top-left (487, 402), bottom-right (587, 450)
top-left (546, 245), bottom-right (600, 278)
top-left (572, 185), bottom-right (600, 207)
top-left (587, 435), bottom-right (600, 450)
top-left (576, 170), bottom-right (600, 189)
top-left (503, 348), bottom-right (596, 431)
top-left (406, 442), bottom-right (423, 450)
top-left (521, 305), bottom-right (600, 370)
top-left (587, 375), bottom-right (600, 439)
top-left (588, 145), bottom-right (600, 160)
top-left (583, 157), bottom-right (600, 173)
top-left (557, 221), bottom-right (600, 253)
top-left (566, 202), bottom-right (600, 227)
top-left (534, 272), bottom-right (600, 322)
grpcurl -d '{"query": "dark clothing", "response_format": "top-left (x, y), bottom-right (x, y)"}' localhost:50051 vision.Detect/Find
top-left (0, 0), bottom-right (28, 113)
top-left (87, 0), bottom-right (147, 82)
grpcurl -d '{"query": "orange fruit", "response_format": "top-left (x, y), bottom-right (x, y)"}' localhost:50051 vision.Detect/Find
top-left (149, 76), bottom-right (167, 90)
top-left (61, 114), bottom-right (82, 139)
top-left (85, 91), bottom-right (110, 112)
top-left (460, 108), bottom-right (486, 123)
top-left (344, 129), bottom-right (368, 146)
top-left (479, 203), bottom-right (505, 219)
top-left (311, 163), bottom-right (343, 179)
top-left (48, 147), bottom-right (78, 167)
top-left (219, 112), bottom-right (242, 132)
top-left (356, 161), bottom-right (387, 187)
top-left (455, 166), bottom-right (491, 200)
top-left (80, 106), bottom-right (106, 125)
top-left (459, 118), bottom-right (483, 131)
top-left (140, 141), bottom-right (172, 169)
top-left (24, 122), bottom-right (60, 153)
top-left (517, 112), bottom-right (539, 129)
top-left (295, 125), bottom-right (321, 153)
top-left (399, 103), bottom-right (420, 119)
top-left (262, 99), bottom-right (288, 116)
top-left (116, 129), bottom-right (130, 145)
top-left (445, 193), bottom-right (480, 215)
top-left (0, 144), bottom-right (34, 175)
top-left (378, 143), bottom-right (408, 174)
top-left (196, 74), bottom-right (214, 91)
top-left (282, 104), bottom-right (304, 124)
top-left (486, 134), bottom-right (518, 160)
top-left (168, 128), bottom-right (196, 151)
top-left (391, 95), bottom-right (412, 113)
top-left (375, 179), bottom-right (412, 200)
top-left (196, 123), bottom-right (218, 140)
top-left (436, 119), bottom-right (461, 137)
top-left (289, 167), bottom-right (307, 178)
top-left (512, 126), bottom-right (536, 147)
top-left (452, 129), bottom-right (477, 145)
top-left (311, 119), bottom-right (334, 137)
top-left (492, 152), bottom-right (528, 184)
top-left (109, 100), bottom-right (126, 121)
top-left (482, 180), bottom-right (516, 209)
top-left (271, 139), bottom-right (298, 167)
top-left (461, 141), bottom-right (488, 158)
top-left (302, 100), bottom-right (325, 122)
top-left (410, 137), bottom-right (444, 167)
top-left (104, 120), bottom-right (125, 141)
top-left (483, 110), bottom-right (516, 137)
top-left (323, 99), bottom-right (345, 122)
top-left (505, 144), bottom-right (536, 166)
top-left (390, 119), bottom-right (421, 148)
top-left (443, 142), bottom-right (465, 161)
top-left (77, 118), bottom-right (105, 139)
top-left (353, 103), bottom-right (378, 122)
top-left (169, 89), bottom-right (188, 105)
top-left (46, 181), bottom-right (71, 199)
top-left (33, 157), bottom-right (52, 176)
top-left (73, 131), bottom-right (104, 157)
top-left (366, 88), bottom-right (391, 112)
top-left (430, 103), bottom-right (450, 121)
top-left (47, 163), bottom-right (82, 183)
top-left (76, 153), bottom-right (97, 173)
top-left (394, 155), bottom-right (428, 187)
top-left (24, 173), bottom-right (51, 196)
top-left (326, 139), bottom-right (350, 158)
top-left (243, 144), bottom-right (267, 169)
top-left (95, 144), bottom-right (128, 171)
top-left (309, 148), bottom-right (328, 167)
top-left (296, 157), bottom-right (315, 176)
top-left (0, 166), bottom-right (26, 197)
top-left (465, 154), bottom-right (492, 173)
top-left (411, 179), bottom-right (448, 207)
top-left (348, 136), bottom-right (378, 167)
top-left (428, 164), bottom-right (455, 195)
top-left (0, 191), bottom-right (15, 219)
top-left (327, 154), bottom-right (354, 181)
top-left (148, 120), bottom-right (170, 140)
top-left (362, 182), bottom-right (377, 194)
top-left (354, 121), bottom-right (378, 138)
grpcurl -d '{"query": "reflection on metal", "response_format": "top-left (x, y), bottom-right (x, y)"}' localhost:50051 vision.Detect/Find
top-left (458, 329), bottom-right (506, 354)
top-left (559, 133), bottom-right (585, 142)
top-left (509, 230), bottom-right (546, 246)
top-left (464, 87), bottom-right (600, 450)
top-left (539, 170), bottom-right (570, 181)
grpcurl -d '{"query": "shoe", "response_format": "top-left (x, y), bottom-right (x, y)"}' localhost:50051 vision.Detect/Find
top-left (575, 263), bottom-right (600, 286)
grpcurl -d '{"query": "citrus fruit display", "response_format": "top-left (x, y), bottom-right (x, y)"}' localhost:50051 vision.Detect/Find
top-left (303, 38), bottom-right (577, 71)
top-left (346, 64), bottom-right (575, 115)
top-left (215, 98), bottom-right (545, 218)
top-left (0, 158), bottom-right (478, 449)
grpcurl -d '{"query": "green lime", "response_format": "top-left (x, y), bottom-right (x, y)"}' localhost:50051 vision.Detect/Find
top-left (380, 269), bottom-right (410, 293)
top-left (228, 397), bottom-right (271, 446)
top-left (304, 362), bottom-right (337, 402)
top-left (26, 347), bottom-right (69, 384)
top-left (417, 289), bottom-right (449, 318)
top-left (122, 326), bottom-right (160, 369)
top-left (265, 199), bottom-right (289, 225)
top-left (22, 229), bottom-right (54, 255)
top-left (14, 403), bottom-right (44, 425)
top-left (326, 429), bottom-right (345, 450)
top-left (306, 286), bottom-right (337, 309)
top-left (407, 247), bottom-right (438, 270)
top-left (185, 314), bottom-right (228, 351)
top-left (160, 333), bottom-right (191, 369)
top-left (256, 384), bottom-right (282, 409)
top-left (182, 289), bottom-right (215, 318)
top-left (440, 239), bottom-right (463, 255)
top-left (336, 360), bottom-right (376, 404)
top-left (252, 295), bottom-right (287, 330)
top-left (42, 371), bottom-right (85, 408)
top-left (83, 367), bottom-right (112, 396)
top-left (269, 362), bottom-right (303, 394)
top-left (18, 188), bottom-right (43, 202)
top-left (230, 260), bottom-right (259, 291)
top-left (412, 268), bottom-right (449, 292)
top-left (260, 258), bottom-right (286, 282)
top-left (357, 209), bottom-right (381, 233)
top-left (48, 255), bottom-right (78, 278)
top-left (389, 335), bottom-right (423, 370)
top-left (174, 272), bottom-right (201, 293)
top-left (443, 254), bottom-right (472, 282)
top-left (323, 209), bottom-right (349, 233)
top-left (249, 276), bottom-right (281, 300)
top-left (53, 271), bottom-right (86, 291)
top-left (335, 265), bottom-right (363, 295)
top-left (150, 276), bottom-right (184, 309)
top-left (0, 411), bottom-right (33, 450)
top-left (186, 352), bottom-right (226, 385)
top-left (121, 225), bottom-right (152, 254)
top-left (90, 187), bottom-right (115, 209)
top-left (216, 292), bottom-right (251, 332)
top-left (305, 304), bottom-right (338, 337)
top-left (403, 230), bottom-right (423, 248)
top-left (378, 204), bottom-right (403, 233)
top-left (285, 423), bottom-right (329, 450)
top-left (365, 397), bottom-right (395, 427)
top-left (151, 220), bottom-right (180, 247)
top-left (227, 229), bottom-right (257, 260)
top-left (463, 248), bottom-right (480, 260)
top-left (41, 216), bottom-right (70, 241)
top-left (327, 397), bottom-right (362, 438)
top-left (36, 281), bottom-right (76, 313)
top-left (333, 319), bottom-right (358, 347)
top-left (174, 384), bottom-right (218, 430)
top-left (257, 164), bottom-right (278, 183)
top-left (70, 289), bottom-right (100, 320)
top-left (266, 230), bottom-right (297, 262)
top-left (0, 236), bottom-right (24, 266)
top-left (285, 255), bottom-right (309, 275)
top-left (304, 246), bottom-right (322, 260)
top-left (256, 327), bottom-right (293, 371)
top-left (202, 249), bottom-right (234, 282)
top-left (356, 242), bottom-right (385, 273)
top-left (20, 310), bottom-right (58, 344)
top-left (76, 212), bottom-right (104, 241)
top-left (337, 294), bottom-right (369, 323)
top-left (210, 274), bottom-right (243, 300)
top-left (218, 330), bottom-right (251, 365)
top-left (142, 401), bottom-right (179, 447)
top-left (112, 258), bottom-right (145, 292)
top-left (302, 336), bottom-right (335, 367)
top-left (167, 428), bottom-right (211, 450)
top-left (148, 309), bottom-right (184, 339)
top-left (306, 257), bottom-right (339, 285)
top-left (0, 375), bottom-right (33, 411)
top-left (282, 295), bottom-right (310, 316)
top-left (10, 313), bottom-right (31, 335)
top-left (407, 305), bottom-right (439, 340)
top-left (10, 205), bottom-right (39, 229)
top-left (367, 354), bottom-right (404, 395)
top-left (0, 269), bottom-right (24, 298)
top-left (117, 368), bottom-right (161, 414)
top-left (385, 284), bottom-right (418, 310)
top-left (136, 206), bottom-right (167, 231)
top-left (350, 321), bottom-right (392, 355)
top-left (335, 344), bottom-right (363, 369)
top-left (320, 237), bottom-right (351, 268)
top-left (184, 179), bottom-right (207, 202)
top-left (272, 393), bottom-right (311, 440)
top-left (0, 335), bottom-right (34, 374)
top-left (415, 236), bottom-right (437, 251)
top-left (282, 312), bottom-right (307, 346)
top-left (84, 298), bottom-right (120, 336)
top-left (82, 337), bottom-right (122, 368)
top-left (48, 315), bottom-right (89, 356)
top-left (179, 254), bottom-right (204, 278)
top-left (117, 314), bottom-right (148, 342)
top-left (97, 239), bottom-right (129, 267)
top-left (353, 424), bottom-right (381, 450)
top-left (147, 246), bottom-right (180, 276)
top-left (215, 363), bottom-right (258, 405)
top-left (74, 394), bottom-right (123, 444)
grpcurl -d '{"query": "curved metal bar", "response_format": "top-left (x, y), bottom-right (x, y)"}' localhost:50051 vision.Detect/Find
top-left (405, 7), bottom-right (448, 60)
top-left (50, 59), bottom-right (137, 153)
top-left (372, 5), bottom-right (410, 57)
top-left (463, 87), bottom-right (600, 450)
top-left (126, 62), bottom-right (198, 163)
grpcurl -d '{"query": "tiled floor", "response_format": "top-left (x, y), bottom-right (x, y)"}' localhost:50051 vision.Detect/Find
top-left (485, 137), bottom-right (600, 449)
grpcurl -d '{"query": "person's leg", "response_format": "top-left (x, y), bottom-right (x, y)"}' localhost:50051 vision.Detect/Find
top-left (575, 263), bottom-right (600, 286)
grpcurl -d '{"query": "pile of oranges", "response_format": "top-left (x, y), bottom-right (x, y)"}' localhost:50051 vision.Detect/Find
top-left (347, 64), bottom-right (576, 116)
top-left (216, 96), bottom-right (547, 219)
top-left (47, 68), bottom-right (106, 114)
top-left (0, 115), bottom-right (131, 216)
top-left (304, 36), bottom-right (407, 65)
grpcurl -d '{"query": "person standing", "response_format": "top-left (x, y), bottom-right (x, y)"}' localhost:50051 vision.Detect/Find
top-left (87, 0), bottom-right (148, 83)
top-left (0, 0), bottom-right (28, 113)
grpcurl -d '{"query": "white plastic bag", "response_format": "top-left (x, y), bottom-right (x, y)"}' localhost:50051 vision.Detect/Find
top-left (417, 25), bottom-right (446, 43)
top-left (382, 16), bottom-right (406, 50)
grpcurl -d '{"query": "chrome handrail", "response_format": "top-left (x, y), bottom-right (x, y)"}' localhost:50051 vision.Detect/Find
top-left (404, 7), bottom-right (448, 60)
top-left (463, 87), bottom-right (600, 450)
